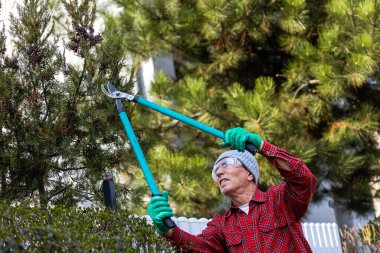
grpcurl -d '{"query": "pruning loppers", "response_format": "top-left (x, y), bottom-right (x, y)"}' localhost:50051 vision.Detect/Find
top-left (102, 82), bottom-right (257, 228)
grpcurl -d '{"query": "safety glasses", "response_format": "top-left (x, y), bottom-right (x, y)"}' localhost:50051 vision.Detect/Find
top-left (214, 158), bottom-right (242, 174)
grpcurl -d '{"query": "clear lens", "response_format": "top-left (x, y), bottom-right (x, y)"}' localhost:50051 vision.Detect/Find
top-left (214, 158), bottom-right (242, 173)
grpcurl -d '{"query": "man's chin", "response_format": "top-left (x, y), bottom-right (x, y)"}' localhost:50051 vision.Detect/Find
top-left (220, 187), bottom-right (231, 196)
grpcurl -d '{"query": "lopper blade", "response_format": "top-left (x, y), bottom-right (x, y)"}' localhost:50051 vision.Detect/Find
top-left (106, 82), bottom-right (118, 94)
top-left (102, 82), bottom-right (125, 112)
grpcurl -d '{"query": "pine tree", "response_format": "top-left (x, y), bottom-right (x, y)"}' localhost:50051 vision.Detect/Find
top-left (0, 0), bottom-right (141, 208)
top-left (114, 0), bottom-right (380, 217)
top-left (283, 0), bottom-right (380, 214)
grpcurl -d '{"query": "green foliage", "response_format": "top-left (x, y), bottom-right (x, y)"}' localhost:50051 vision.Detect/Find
top-left (116, 0), bottom-right (304, 83)
top-left (0, 201), bottom-right (174, 253)
top-left (285, 0), bottom-right (380, 213)
top-left (0, 0), bottom-right (141, 209)
top-left (114, 0), bottom-right (380, 217)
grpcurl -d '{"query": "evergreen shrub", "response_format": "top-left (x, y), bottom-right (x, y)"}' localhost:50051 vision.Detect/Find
top-left (0, 202), bottom-right (174, 252)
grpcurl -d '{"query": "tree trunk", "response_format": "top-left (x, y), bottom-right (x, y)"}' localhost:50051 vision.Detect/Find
top-left (37, 173), bottom-right (47, 208)
top-left (0, 170), bottom-right (6, 198)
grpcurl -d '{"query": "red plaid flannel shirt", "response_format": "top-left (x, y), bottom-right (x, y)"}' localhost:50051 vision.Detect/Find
top-left (166, 141), bottom-right (317, 253)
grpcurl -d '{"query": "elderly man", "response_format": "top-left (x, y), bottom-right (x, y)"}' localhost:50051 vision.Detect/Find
top-left (147, 127), bottom-right (317, 252)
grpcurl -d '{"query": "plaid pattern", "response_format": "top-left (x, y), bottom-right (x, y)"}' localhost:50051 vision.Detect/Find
top-left (166, 141), bottom-right (317, 253)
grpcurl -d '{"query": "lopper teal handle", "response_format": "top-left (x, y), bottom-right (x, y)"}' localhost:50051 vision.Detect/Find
top-left (119, 111), bottom-right (176, 228)
top-left (135, 96), bottom-right (258, 154)
top-left (136, 97), bottom-right (225, 139)
top-left (119, 111), bottom-right (161, 195)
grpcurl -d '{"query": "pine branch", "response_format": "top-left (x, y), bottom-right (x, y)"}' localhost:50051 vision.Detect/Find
top-left (371, 1), bottom-right (378, 42)
top-left (348, 1), bottom-right (358, 36)
top-left (47, 184), bottom-right (73, 201)
top-left (55, 166), bottom-right (87, 172)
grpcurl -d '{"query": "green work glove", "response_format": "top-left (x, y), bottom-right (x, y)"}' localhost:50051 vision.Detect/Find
top-left (147, 190), bottom-right (174, 234)
top-left (222, 127), bottom-right (262, 152)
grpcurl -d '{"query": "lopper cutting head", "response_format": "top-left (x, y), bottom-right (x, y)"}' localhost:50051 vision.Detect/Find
top-left (101, 82), bottom-right (135, 101)
top-left (102, 82), bottom-right (135, 112)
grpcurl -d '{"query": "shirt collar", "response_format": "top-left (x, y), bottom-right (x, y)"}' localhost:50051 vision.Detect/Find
top-left (225, 188), bottom-right (266, 217)
top-left (252, 188), bottom-right (266, 203)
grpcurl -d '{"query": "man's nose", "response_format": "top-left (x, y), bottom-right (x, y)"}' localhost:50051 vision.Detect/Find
top-left (216, 169), bottom-right (225, 178)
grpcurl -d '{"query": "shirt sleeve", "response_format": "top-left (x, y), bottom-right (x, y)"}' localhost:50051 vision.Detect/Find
top-left (259, 141), bottom-right (317, 220)
top-left (165, 216), bottom-right (225, 252)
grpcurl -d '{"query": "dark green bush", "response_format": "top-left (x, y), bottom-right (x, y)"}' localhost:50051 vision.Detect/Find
top-left (0, 202), bottom-right (174, 252)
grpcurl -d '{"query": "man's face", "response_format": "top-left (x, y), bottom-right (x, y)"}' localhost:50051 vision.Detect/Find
top-left (214, 158), bottom-right (254, 197)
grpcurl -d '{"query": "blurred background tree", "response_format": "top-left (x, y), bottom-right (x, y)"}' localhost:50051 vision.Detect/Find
top-left (113, 0), bottom-right (380, 218)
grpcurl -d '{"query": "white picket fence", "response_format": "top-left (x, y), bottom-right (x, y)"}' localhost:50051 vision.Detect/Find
top-left (302, 223), bottom-right (342, 253)
top-left (143, 216), bottom-right (343, 253)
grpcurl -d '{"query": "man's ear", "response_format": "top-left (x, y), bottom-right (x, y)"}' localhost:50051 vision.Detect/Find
top-left (247, 173), bottom-right (254, 181)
